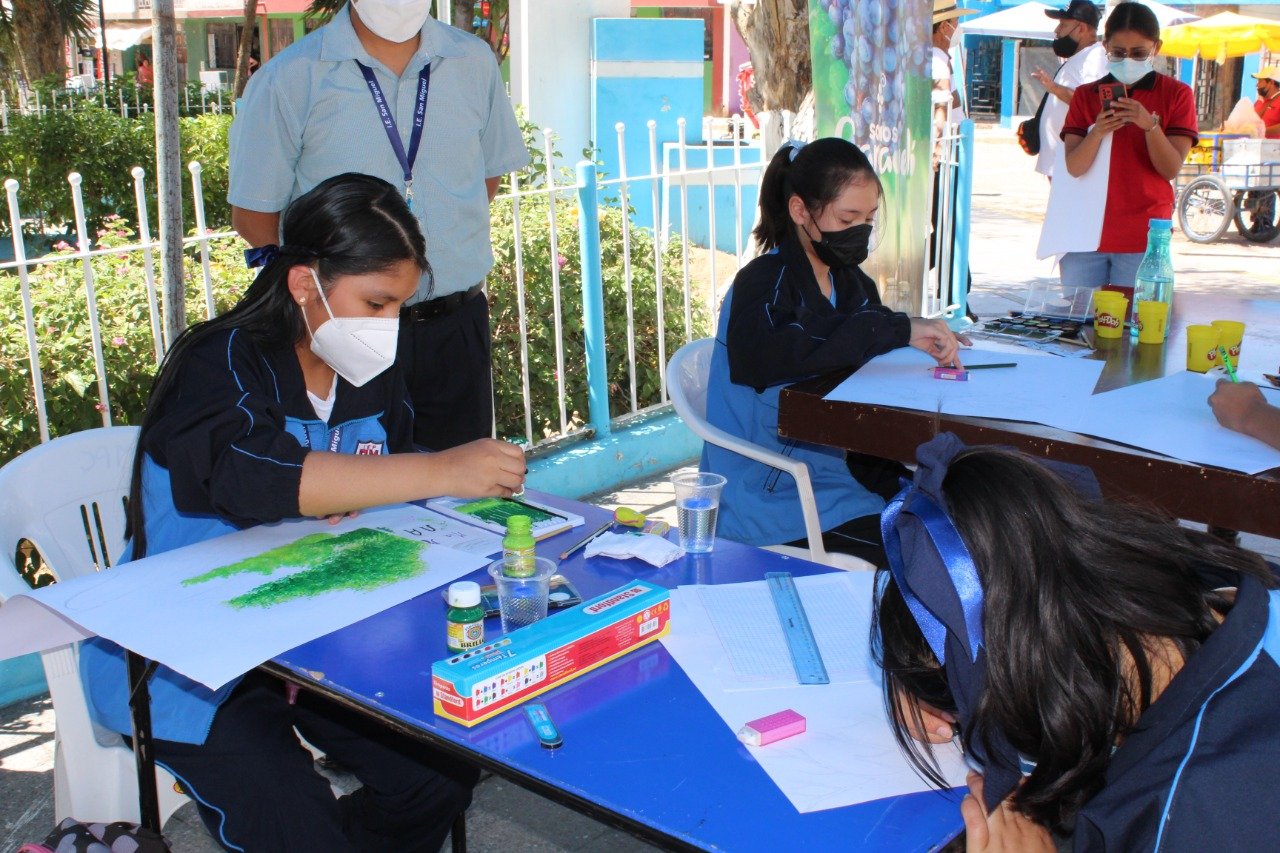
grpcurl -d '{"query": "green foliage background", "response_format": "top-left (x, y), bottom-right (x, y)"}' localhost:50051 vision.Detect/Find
top-left (0, 107), bottom-right (711, 465)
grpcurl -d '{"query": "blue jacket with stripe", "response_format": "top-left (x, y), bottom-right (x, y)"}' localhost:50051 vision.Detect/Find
top-left (80, 327), bottom-right (415, 745)
top-left (1072, 565), bottom-right (1280, 851)
top-left (700, 237), bottom-right (911, 546)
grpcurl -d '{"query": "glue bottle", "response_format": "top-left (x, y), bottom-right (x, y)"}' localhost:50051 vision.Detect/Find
top-left (502, 515), bottom-right (536, 578)
top-left (446, 581), bottom-right (485, 653)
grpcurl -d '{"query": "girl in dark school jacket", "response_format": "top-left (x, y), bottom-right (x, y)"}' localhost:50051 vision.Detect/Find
top-left (702, 137), bottom-right (967, 566)
top-left (80, 174), bottom-right (526, 852)
top-left (875, 433), bottom-right (1280, 852)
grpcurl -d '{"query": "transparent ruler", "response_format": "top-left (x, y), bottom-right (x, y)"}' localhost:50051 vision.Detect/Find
top-left (765, 572), bottom-right (830, 685)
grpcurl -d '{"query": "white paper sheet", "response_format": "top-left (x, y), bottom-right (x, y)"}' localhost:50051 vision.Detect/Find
top-left (1066, 371), bottom-right (1280, 475)
top-left (376, 506), bottom-right (503, 556)
top-left (0, 505), bottom-right (489, 689)
top-left (823, 345), bottom-right (1105, 431)
top-left (661, 573), bottom-right (968, 814)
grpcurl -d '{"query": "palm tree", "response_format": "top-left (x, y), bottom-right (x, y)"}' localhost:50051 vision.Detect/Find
top-left (0, 0), bottom-right (95, 87)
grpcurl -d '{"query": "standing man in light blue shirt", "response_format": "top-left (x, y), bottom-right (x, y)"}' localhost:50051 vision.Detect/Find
top-left (229, 0), bottom-right (529, 450)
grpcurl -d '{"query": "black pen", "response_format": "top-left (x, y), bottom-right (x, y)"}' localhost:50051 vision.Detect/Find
top-left (557, 520), bottom-right (612, 562)
top-left (964, 363), bottom-right (1017, 371)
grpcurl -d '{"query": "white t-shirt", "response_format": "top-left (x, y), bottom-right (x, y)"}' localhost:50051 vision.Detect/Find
top-left (932, 45), bottom-right (964, 122)
top-left (1036, 42), bottom-right (1109, 177)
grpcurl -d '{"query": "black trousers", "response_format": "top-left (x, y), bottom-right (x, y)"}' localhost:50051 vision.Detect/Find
top-left (399, 291), bottom-right (493, 451)
top-left (152, 672), bottom-right (478, 853)
top-left (784, 453), bottom-right (910, 569)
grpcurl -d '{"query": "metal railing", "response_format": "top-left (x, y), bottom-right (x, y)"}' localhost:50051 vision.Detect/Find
top-left (924, 119), bottom-right (974, 324)
top-left (1, 84), bottom-right (234, 130)
top-left (1, 115), bottom-right (763, 461)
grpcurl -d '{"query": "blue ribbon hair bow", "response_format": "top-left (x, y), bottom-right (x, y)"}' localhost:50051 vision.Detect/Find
top-left (244, 244), bottom-right (280, 269)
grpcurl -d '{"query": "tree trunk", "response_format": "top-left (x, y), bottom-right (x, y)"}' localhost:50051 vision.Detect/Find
top-left (728, 0), bottom-right (810, 115)
top-left (11, 0), bottom-right (67, 83)
top-left (233, 0), bottom-right (258, 98)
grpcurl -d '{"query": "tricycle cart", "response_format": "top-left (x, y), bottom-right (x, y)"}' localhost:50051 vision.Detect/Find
top-left (1177, 138), bottom-right (1280, 244)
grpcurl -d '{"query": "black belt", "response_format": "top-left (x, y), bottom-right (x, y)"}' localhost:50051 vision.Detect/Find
top-left (404, 283), bottom-right (484, 322)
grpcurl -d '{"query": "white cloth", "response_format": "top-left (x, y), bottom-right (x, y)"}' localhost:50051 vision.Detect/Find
top-left (1037, 133), bottom-right (1112, 259)
top-left (1037, 43), bottom-right (1109, 177)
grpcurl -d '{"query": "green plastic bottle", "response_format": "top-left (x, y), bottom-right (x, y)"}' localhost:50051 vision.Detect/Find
top-left (502, 514), bottom-right (536, 577)
top-left (445, 581), bottom-right (485, 653)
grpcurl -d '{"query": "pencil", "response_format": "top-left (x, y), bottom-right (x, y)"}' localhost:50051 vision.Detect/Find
top-left (557, 520), bottom-right (613, 562)
top-left (1218, 347), bottom-right (1239, 383)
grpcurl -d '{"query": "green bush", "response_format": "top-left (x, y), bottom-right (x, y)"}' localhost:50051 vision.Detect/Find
top-left (0, 106), bottom-right (234, 241)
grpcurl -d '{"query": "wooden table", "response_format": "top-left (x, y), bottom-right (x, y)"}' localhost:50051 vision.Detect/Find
top-left (778, 292), bottom-right (1280, 537)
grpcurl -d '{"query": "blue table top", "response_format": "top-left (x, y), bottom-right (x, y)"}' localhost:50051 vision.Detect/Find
top-left (271, 495), bottom-right (965, 851)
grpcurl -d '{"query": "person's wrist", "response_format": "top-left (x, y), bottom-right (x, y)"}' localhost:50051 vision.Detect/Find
top-left (1145, 113), bottom-right (1161, 133)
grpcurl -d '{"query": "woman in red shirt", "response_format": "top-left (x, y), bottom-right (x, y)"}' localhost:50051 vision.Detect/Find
top-left (1057, 2), bottom-right (1197, 288)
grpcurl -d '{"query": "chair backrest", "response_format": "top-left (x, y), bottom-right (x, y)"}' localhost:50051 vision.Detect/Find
top-left (0, 427), bottom-right (139, 584)
top-left (667, 339), bottom-right (859, 569)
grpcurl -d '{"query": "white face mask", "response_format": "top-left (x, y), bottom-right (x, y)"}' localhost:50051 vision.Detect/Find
top-left (304, 270), bottom-right (399, 388)
top-left (353, 0), bottom-right (431, 43)
top-left (1108, 58), bottom-right (1154, 86)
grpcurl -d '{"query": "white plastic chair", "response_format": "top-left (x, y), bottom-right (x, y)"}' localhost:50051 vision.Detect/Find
top-left (0, 426), bottom-right (189, 825)
top-left (667, 339), bottom-right (873, 571)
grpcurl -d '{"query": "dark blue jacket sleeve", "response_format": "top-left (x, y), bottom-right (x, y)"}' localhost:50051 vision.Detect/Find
top-left (146, 331), bottom-right (308, 527)
top-left (726, 258), bottom-right (911, 390)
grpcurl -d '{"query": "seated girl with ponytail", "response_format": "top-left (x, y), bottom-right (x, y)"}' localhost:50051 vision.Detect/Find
top-left (80, 173), bottom-right (525, 852)
top-left (702, 137), bottom-right (968, 567)
top-left (874, 433), bottom-right (1280, 851)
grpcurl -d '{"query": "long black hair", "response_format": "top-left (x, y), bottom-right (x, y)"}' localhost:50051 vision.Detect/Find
top-left (125, 173), bottom-right (428, 558)
top-left (751, 137), bottom-right (882, 252)
top-left (1104, 1), bottom-right (1160, 43)
top-left (872, 446), bottom-right (1272, 833)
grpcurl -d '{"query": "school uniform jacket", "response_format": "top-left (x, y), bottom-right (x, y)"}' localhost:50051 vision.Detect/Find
top-left (700, 237), bottom-right (910, 546)
top-left (81, 327), bottom-right (415, 745)
top-left (1072, 564), bottom-right (1280, 851)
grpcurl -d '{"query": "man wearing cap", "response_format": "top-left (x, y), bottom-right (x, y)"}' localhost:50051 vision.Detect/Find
top-left (1254, 66), bottom-right (1280, 139)
top-left (931, 0), bottom-right (977, 130)
top-left (1031, 1), bottom-right (1107, 179)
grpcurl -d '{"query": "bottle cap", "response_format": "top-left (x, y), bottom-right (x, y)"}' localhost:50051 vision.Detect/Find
top-left (1149, 218), bottom-right (1172, 230)
top-left (447, 581), bottom-right (481, 608)
top-left (506, 514), bottom-right (533, 535)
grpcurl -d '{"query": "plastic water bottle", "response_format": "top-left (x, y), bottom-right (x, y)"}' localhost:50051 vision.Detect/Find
top-left (1131, 219), bottom-right (1174, 337)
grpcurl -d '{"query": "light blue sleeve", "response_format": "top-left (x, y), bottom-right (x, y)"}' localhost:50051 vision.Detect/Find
top-left (479, 57), bottom-right (531, 178)
top-left (227, 65), bottom-right (305, 212)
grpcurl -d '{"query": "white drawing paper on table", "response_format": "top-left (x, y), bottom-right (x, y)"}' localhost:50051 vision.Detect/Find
top-left (1068, 371), bottom-right (1280, 475)
top-left (662, 573), bottom-right (968, 814)
top-left (376, 505), bottom-right (503, 556)
top-left (822, 346), bottom-right (1104, 432)
top-left (697, 574), bottom-right (872, 687)
top-left (0, 504), bottom-right (489, 690)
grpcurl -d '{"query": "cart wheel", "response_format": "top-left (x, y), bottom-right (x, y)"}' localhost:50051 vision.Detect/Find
top-left (1233, 190), bottom-right (1280, 243)
top-left (1177, 175), bottom-right (1234, 243)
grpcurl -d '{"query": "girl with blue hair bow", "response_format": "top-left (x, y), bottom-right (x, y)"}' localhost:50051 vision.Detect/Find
top-left (874, 434), bottom-right (1279, 851)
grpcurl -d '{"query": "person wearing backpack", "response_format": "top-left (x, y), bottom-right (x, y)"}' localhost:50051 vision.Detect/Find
top-left (1029, 1), bottom-right (1107, 180)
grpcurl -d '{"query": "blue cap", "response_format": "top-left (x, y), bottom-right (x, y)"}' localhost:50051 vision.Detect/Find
top-left (1149, 218), bottom-right (1172, 230)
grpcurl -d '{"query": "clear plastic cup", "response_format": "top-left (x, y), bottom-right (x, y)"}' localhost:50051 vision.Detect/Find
top-left (670, 472), bottom-right (727, 554)
top-left (488, 556), bottom-right (557, 634)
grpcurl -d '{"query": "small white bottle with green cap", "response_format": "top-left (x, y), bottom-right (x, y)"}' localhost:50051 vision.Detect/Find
top-left (446, 581), bottom-right (485, 653)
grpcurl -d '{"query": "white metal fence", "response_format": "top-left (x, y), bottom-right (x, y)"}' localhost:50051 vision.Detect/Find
top-left (1, 115), bottom-right (763, 459)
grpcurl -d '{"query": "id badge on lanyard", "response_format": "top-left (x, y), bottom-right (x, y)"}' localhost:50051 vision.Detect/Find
top-left (355, 60), bottom-right (430, 209)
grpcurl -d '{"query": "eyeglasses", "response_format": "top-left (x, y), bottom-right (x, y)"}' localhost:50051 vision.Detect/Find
top-left (1106, 48), bottom-right (1153, 61)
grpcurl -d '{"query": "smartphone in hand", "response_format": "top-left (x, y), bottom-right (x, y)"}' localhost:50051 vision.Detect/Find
top-left (1098, 82), bottom-right (1125, 113)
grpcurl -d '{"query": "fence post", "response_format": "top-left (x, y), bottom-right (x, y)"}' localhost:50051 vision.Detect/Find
top-left (647, 119), bottom-right (668, 402)
top-left (542, 127), bottom-right (568, 434)
top-left (614, 121), bottom-right (638, 413)
top-left (188, 162), bottom-right (217, 319)
top-left (575, 161), bottom-right (610, 438)
top-left (5, 179), bottom-right (51, 443)
top-left (68, 172), bottom-right (113, 428)
top-left (676, 117), bottom-right (693, 342)
top-left (950, 119), bottom-right (976, 329)
top-left (508, 170), bottom-right (534, 446)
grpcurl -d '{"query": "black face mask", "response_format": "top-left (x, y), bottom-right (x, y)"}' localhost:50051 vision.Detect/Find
top-left (1051, 33), bottom-right (1078, 58)
top-left (810, 222), bottom-right (873, 269)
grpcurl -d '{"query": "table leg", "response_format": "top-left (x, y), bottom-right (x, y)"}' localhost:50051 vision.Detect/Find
top-left (126, 651), bottom-right (162, 833)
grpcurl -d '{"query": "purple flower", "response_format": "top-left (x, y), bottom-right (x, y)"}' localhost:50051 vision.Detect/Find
top-left (111, 336), bottom-right (126, 346)
top-left (556, 254), bottom-right (568, 268)
top-left (53, 240), bottom-right (71, 251)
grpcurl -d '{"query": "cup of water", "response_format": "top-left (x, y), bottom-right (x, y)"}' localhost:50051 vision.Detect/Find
top-left (670, 471), bottom-right (727, 554)
top-left (488, 557), bottom-right (557, 634)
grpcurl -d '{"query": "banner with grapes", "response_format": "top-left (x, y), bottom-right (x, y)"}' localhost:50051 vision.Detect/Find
top-left (809, 0), bottom-right (933, 312)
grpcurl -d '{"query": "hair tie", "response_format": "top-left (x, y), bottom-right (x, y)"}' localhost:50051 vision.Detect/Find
top-left (785, 139), bottom-right (807, 162)
top-left (244, 245), bottom-right (280, 269)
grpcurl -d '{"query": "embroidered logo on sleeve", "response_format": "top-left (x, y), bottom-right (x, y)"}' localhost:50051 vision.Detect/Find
top-left (355, 441), bottom-right (385, 456)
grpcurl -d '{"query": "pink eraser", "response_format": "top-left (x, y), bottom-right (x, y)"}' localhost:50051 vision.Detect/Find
top-left (931, 366), bottom-right (968, 381)
top-left (736, 709), bottom-right (807, 746)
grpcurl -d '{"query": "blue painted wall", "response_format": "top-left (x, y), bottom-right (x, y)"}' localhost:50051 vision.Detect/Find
top-left (660, 143), bottom-right (763, 256)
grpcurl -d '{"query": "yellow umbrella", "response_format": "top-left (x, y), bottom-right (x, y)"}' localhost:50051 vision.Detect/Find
top-left (1160, 12), bottom-right (1280, 63)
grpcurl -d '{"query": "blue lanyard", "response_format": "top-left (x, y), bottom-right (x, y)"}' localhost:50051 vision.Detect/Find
top-left (354, 60), bottom-right (430, 208)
